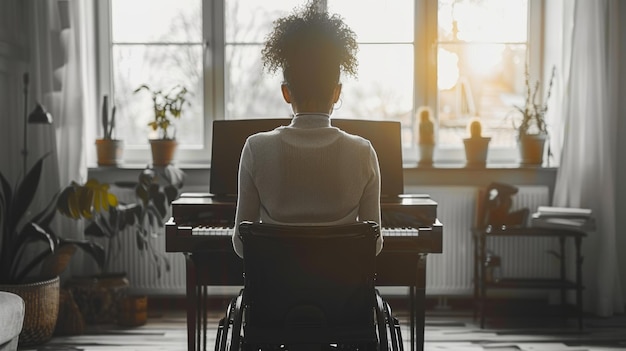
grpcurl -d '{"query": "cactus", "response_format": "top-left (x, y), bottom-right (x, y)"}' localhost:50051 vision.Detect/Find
top-left (469, 119), bottom-right (482, 139)
top-left (101, 95), bottom-right (116, 140)
top-left (464, 118), bottom-right (490, 166)
top-left (418, 107), bottom-right (435, 145)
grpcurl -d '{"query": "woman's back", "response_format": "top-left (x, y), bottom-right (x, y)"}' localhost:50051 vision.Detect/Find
top-left (243, 114), bottom-right (379, 225)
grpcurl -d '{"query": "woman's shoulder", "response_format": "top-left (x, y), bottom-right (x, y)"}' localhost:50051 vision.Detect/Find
top-left (336, 128), bottom-right (374, 149)
top-left (246, 127), bottom-right (284, 144)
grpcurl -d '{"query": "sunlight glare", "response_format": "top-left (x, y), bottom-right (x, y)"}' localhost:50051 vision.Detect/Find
top-left (466, 44), bottom-right (504, 76)
top-left (438, 48), bottom-right (459, 91)
top-left (452, 0), bottom-right (527, 42)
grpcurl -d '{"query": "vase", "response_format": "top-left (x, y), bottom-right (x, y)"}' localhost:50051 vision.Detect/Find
top-left (96, 139), bottom-right (124, 166)
top-left (463, 137), bottom-right (491, 167)
top-left (0, 276), bottom-right (60, 346)
top-left (518, 134), bottom-right (547, 166)
top-left (149, 139), bottom-right (178, 166)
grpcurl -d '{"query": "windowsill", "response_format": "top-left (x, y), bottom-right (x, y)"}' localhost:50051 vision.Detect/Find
top-left (404, 162), bottom-right (558, 170)
top-left (88, 161), bottom-right (557, 172)
top-left (88, 162), bottom-right (212, 170)
top-left (88, 161), bottom-right (558, 195)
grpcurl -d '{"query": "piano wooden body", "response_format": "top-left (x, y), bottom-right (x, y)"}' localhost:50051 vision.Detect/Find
top-left (166, 194), bottom-right (442, 351)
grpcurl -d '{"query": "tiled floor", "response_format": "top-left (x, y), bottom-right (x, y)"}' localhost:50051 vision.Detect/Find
top-left (20, 306), bottom-right (626, 351)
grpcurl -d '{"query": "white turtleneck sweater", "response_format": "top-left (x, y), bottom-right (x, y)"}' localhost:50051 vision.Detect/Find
top-left (232, 114), bottom-right (382, 257)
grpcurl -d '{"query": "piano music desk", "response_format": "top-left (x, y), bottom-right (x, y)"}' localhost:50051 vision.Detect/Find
top-left (166, 194), bottom-right (442, 351)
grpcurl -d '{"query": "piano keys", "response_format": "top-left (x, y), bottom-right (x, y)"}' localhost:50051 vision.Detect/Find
top-left (169, 225), bottom-right (424, 253)
top-left (186, 226), bottom-right (419, 237)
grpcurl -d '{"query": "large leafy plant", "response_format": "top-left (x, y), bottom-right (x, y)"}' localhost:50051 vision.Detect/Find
top-left (57, 165), bottom-right (184, 278)
top-left (0, 155), bottom-right (105, 284)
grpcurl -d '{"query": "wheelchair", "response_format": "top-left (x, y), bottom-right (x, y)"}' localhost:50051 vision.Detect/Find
top-left (215, 221), bottom-right (403, 351)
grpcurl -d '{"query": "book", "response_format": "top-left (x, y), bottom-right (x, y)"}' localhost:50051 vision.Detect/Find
top-left (535, 206), bottom-right (592, 218)
top-left (531, 211), bottom-right (595, 231)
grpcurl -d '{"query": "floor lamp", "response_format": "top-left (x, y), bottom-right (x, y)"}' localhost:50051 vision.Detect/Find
top-left (22, 72), bottom-right (53, 176)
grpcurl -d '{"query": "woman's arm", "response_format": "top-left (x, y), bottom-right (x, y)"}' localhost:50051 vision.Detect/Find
top-left (359, 144), bottom-right (383, 254)
top-left (232, 140), bottom-right (261, 258)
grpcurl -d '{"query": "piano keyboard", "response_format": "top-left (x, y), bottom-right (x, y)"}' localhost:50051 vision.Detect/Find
top-left (190, 226), bottom-right (418, 237)
top-left (192, 226), bottom-right (234, 236)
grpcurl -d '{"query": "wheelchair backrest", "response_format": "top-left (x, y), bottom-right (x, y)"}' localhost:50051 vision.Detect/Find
top-left (239, 221), bottom-right (379, 330)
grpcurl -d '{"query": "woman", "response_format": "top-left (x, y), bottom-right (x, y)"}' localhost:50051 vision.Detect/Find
top-left (232, 3), bottom-right (382, 257)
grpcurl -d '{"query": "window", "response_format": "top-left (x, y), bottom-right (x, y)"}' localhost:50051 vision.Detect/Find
top-left (97, 0), bottom-right (539, 166)
top-left (98, 0), bottom-right (205, 164)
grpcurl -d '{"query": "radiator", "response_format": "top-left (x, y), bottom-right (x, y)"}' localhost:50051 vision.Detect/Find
top-left (406, 185), bottom-right (556, 296)
top-left (107, 187), bottom-right (187, 295)
top-left (110, 185), bottom-right (555, 297)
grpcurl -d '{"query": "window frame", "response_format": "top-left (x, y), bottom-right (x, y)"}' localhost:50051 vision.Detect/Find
top-left (94, 0), bottom-right (543, 167)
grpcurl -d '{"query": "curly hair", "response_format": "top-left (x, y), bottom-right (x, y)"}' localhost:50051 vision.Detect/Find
top-left (261, 2), bottom-right (358, 107)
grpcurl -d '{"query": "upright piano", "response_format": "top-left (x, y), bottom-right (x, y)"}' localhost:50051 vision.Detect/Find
top-left (165, 119), bottom-right (443, 351)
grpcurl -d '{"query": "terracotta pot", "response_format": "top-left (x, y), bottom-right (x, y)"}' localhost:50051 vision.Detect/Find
top-left (0, 276), bottom-right (60, 346)
top-left (518, 134), bottom-right (547, 166)
top-left (463, 137), bottom-right (491, 167)
top-left (95, 139), bottom-right (124, 166)
top-left (149, 139), bottom-right (178, 166)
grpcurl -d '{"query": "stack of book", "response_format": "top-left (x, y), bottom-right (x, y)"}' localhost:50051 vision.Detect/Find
top-left (531, 206), bottom-right (595, 231)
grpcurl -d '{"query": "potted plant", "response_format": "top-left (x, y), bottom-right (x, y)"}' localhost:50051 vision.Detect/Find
top-left (0, 154), bottom-right (105, 346)
top-left (95, 95), bottom-right (123, 166)
top-left (57, 165), bottom-right (184, 324)
top-left (416, 106), bottom-right (435, 167)
top-left (514, 66), bottom-right (556, 165)
top-left (463, 118), bottom-right (491, 167)
top-left (134, 84), bottom-right (189, 166)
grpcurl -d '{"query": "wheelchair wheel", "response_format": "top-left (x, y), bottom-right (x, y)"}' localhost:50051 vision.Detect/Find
top-left (381, 299), bottom-right (403, 351)
top-left (216, 293), bottom-right (244, 351)
top-left (375, 292), bottom-right (392, 351)
top-left (215, 316), bottom-right (227, 351)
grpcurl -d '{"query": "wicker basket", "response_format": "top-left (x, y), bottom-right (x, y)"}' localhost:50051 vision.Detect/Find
top-left (0, 276), bottom-right (60, 346)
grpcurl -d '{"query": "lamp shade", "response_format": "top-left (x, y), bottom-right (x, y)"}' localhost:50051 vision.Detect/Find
top-left (28, 103), bottom-right (53, 124)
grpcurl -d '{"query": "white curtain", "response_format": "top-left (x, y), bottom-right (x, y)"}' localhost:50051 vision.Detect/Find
top-left (29, 0), bottom-right (98, 277)
top-left (551, 0), bottom-right (623, 316)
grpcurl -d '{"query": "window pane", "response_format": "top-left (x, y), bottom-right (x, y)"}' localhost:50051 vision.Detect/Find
top-left (336, 44), bottom-right (414, 147)
top-left (225, 44), bottom-right (292, 118)
top-left (328, 0), bottom-right (413, 43)
top-left (225, 0), bottom-right (307, 43)
top-left (438, 0), bottom-right (527, 43)
top-left (437, 43), bottom-right (526, 147)
top-left (112, 45), bottom-right (204, 147)
top-left (111, 0), bottom-right (202, 43)
top-left (437, 0), bottom-right (528, 150)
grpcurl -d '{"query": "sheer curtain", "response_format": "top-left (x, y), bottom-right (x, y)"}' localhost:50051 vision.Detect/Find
top-left (551, 0), bottom-right (623, 316)
top-left (29, 0), bottom-right (97, 276)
